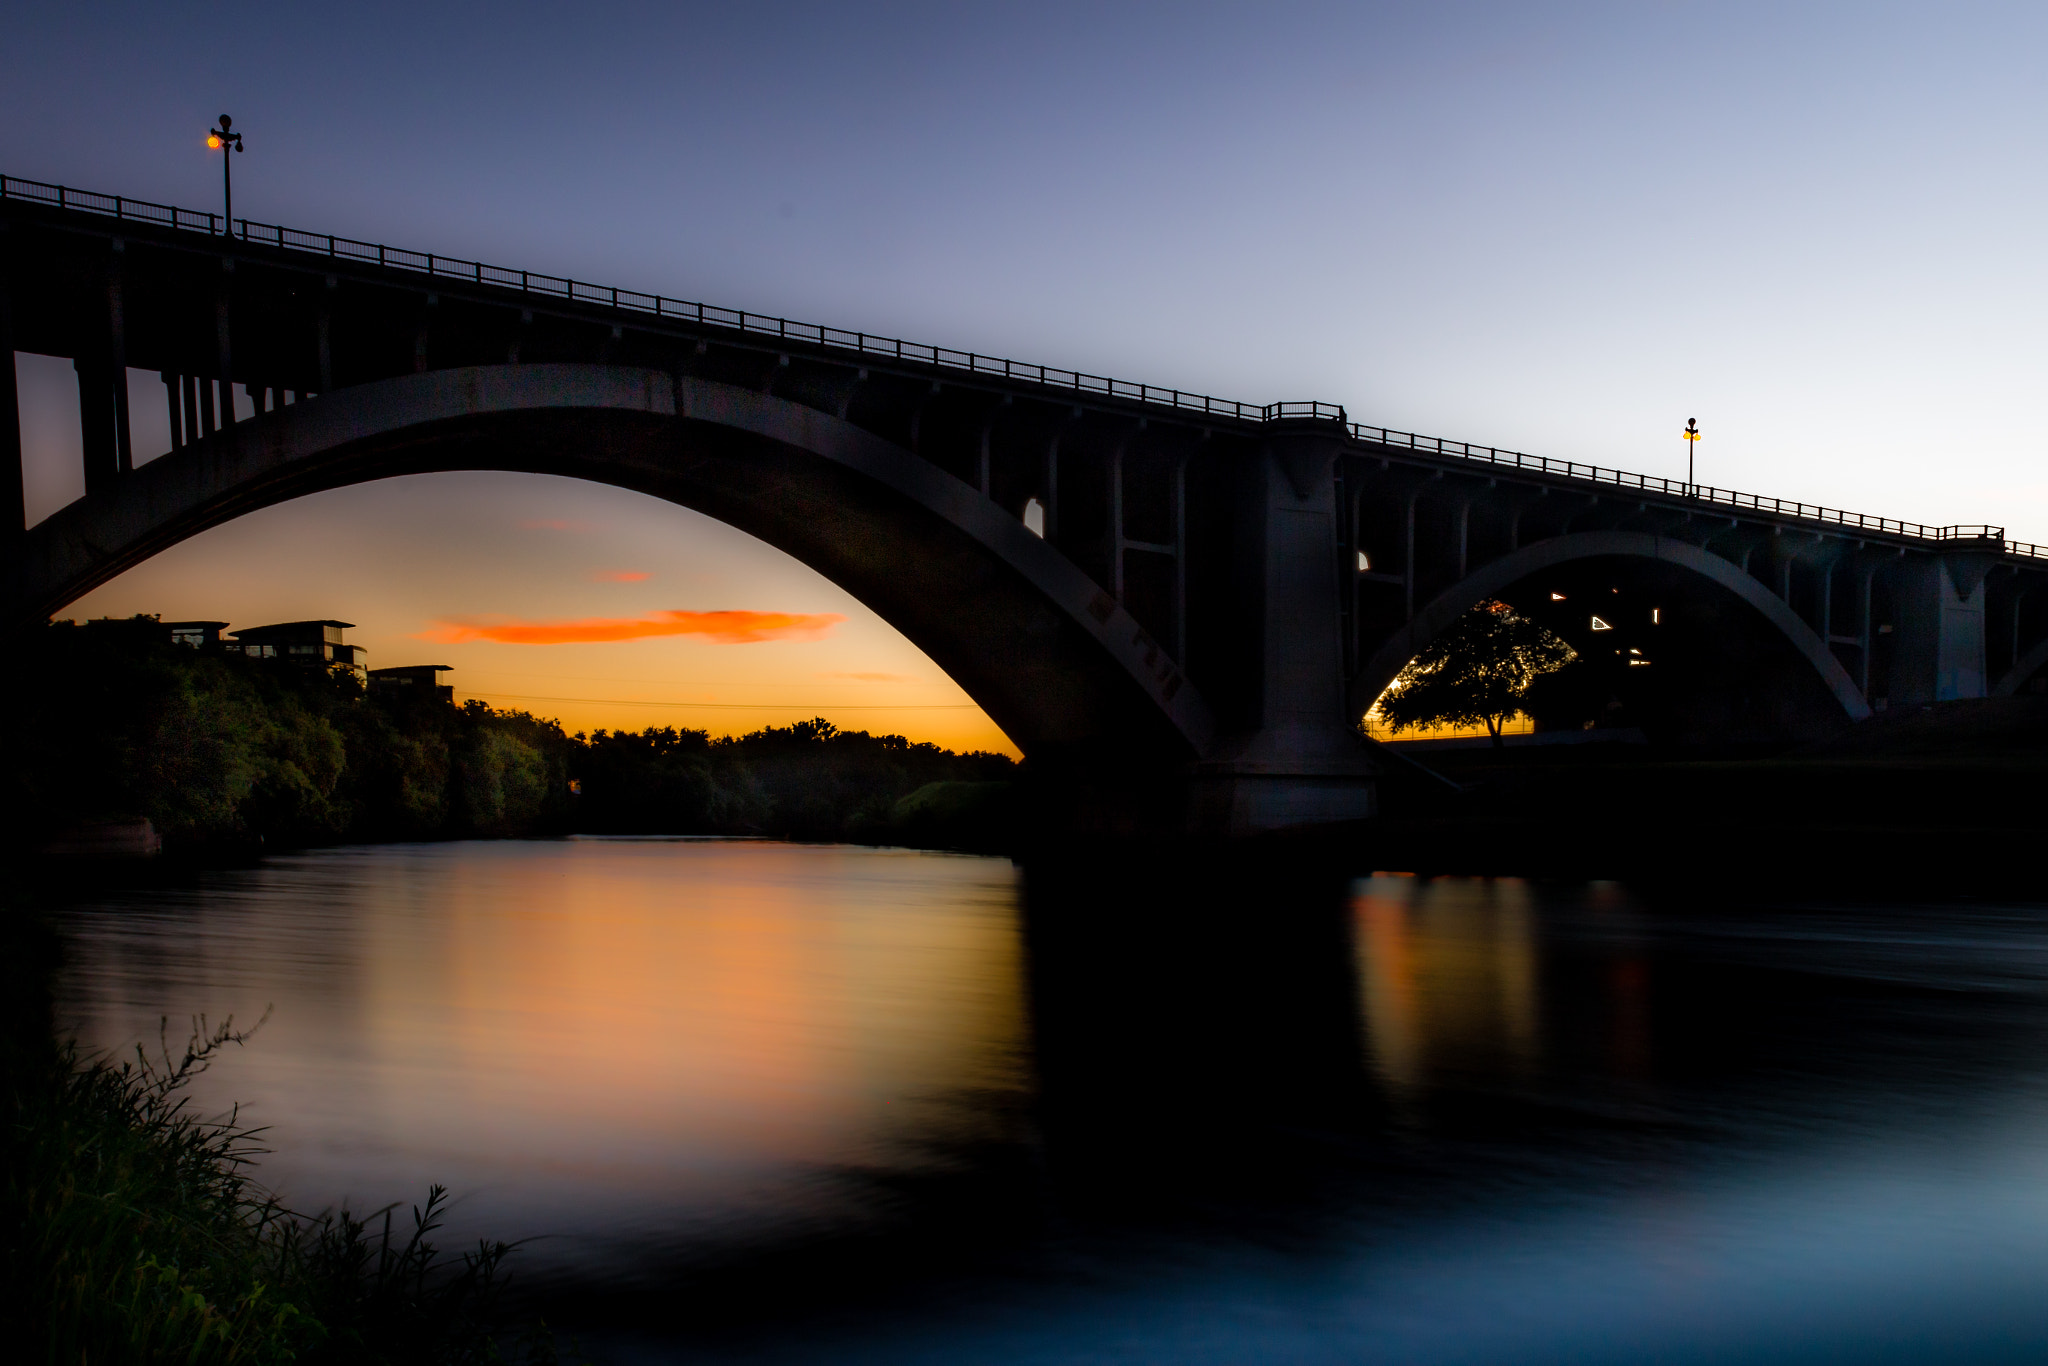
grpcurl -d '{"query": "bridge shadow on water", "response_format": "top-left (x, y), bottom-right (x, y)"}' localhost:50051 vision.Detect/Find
top-left (558, 854), bottom-right (2048, 1365)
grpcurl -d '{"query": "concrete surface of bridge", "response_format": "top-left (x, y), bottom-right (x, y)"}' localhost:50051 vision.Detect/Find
top-left (6, 176), bottom-right (2048, 833)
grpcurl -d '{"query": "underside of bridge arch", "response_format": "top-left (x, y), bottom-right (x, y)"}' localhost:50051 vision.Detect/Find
top-left (7, 364), bottom-right (1214, 770)
top-left (1993, 635), bottom-right (2048, 697)
top-left (1353, 532), bottom-right (1872, 745)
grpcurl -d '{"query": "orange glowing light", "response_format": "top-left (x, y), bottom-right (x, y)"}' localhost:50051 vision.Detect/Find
top-left (207, 134), bottom-right (223, 148)
top-left (418, 609), bottom-right (848, 646)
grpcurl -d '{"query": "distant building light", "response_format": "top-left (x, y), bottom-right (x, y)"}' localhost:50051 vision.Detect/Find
top-left (1550, 591), bottom-right (1566, 601)
top-left (1652, 607), bottom-right (1661, 624)
top-left (1357, 551), bottom-right (1371, 571)
top-left (1590, 616), bottom-right (1613, 631)
top-left (1629, 659), bottom-right (1652, 666)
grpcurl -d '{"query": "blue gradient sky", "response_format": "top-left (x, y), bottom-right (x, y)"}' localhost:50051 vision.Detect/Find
top-left (6, 2), bottom-right (2044, 747)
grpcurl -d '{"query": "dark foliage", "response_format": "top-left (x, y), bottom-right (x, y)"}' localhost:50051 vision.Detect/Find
top-left (1374, 599), bottom-right (1576, 746)
top-left (575, 716), bottom-right (1015, 839)
top-left (2, 620), bottom-right (575, 855)
top-left (4, 620), bottom-right (1016, 853)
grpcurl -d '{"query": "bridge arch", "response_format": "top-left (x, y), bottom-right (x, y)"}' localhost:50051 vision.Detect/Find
top-left (9, 364), bottom-right (1214, 765)
top-left (1993, 636), bottom-right (2048, 697)
top-left (1352, 531), bottom-right (1872, 737)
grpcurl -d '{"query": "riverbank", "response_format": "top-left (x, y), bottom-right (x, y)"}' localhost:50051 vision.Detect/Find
top-left (0, 897), bottom-right (573, 1364)
top-left (1359, 696), bottom-right (2048, 887)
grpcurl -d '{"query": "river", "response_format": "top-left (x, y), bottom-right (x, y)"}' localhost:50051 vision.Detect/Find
top-left (49, 838), bottom-right (2048, 1363)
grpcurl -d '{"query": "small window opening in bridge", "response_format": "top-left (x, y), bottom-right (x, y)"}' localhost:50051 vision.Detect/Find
top-left (1590, 616), bottom-right (1613, 631)
top-left (1550, 591), bottom-right (1566, 601)
top-left (1357, 551), bottom-right (1371, 571)
top-left (1023, 498), bottom-right (1045, 538)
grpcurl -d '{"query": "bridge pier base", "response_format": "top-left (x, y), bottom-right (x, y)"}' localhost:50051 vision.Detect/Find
top-left (1182, 766), bottom-right (1378, 837)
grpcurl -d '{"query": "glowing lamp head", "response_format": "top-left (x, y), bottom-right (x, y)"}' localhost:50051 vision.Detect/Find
top-left (207, 134), bottom-right (223, 148)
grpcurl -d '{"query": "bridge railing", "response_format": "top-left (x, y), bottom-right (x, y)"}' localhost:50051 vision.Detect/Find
top-left (0, 173), bottom-right (1287, 425)
top-left (1345, 421), bottom-right (2047, 553)
top-left (8, 172), bottom-right (2046, 562)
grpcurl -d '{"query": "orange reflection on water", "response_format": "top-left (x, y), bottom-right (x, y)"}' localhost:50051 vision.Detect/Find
top-left (57, 840), bottom-right (1029, 1241)
top-left (1352, 875), bottom-right (1541, 1094)
top-left (354, 843), bottom-right (1028, 1189)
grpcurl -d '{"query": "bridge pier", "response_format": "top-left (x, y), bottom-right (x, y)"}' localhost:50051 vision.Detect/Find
top-left (0, 265), bottom-right (21, 548)
top-left (1886, 554), bottom-right (1993, 704)
top-left (1186, 420), bottom-right (1380, 835)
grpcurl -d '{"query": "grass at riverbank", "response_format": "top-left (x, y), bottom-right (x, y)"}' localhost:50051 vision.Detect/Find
top-left (1, 905), bottom-right (569, 1365)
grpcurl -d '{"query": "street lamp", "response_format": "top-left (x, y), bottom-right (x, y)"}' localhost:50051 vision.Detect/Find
top-left (1682, 418), bottom-right (1700, 493)
top-left (206, 115), bottom-right (244, 236)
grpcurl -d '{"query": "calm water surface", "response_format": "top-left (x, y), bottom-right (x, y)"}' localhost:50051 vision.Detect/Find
top-left (51, 839), bottom-right (2048, 1363)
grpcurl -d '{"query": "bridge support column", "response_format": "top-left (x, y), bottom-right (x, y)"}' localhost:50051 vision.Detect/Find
top-left (1186, 420), bottom-right (1380, 835)
top-left (0, 266), bottom-right (21, 546)
top-left (1887, 555), bottom-right (1991, 704)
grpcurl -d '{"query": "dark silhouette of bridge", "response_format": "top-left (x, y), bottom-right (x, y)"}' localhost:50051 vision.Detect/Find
top-left (5, 175), bottom-right (2046, 833)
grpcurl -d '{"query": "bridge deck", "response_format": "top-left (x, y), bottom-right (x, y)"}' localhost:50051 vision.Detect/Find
top-left (4, 172), bottom-right (2036, 564)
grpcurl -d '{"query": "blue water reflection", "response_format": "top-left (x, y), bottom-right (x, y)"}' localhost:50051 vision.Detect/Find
top-left (50, 843), bottom-right (2048, 1363)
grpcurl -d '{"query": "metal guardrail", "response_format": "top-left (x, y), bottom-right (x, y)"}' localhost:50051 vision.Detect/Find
top-left (6, 172), bottom-right (2043, 561)
top-left (0, 173), bottom-right (1288, 423)
top-left (1343, 423), bottom-right (2036, 550)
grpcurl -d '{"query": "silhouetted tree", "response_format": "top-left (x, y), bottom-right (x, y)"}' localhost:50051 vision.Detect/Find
top-left (1373, 600), bottom-right (1576, 747)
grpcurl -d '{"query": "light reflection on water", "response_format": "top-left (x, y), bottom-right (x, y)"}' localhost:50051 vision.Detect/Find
top-left (50, 843), bottom-right (2048, 1363)
top-left (54, 839), bottom-right (1029, 1265)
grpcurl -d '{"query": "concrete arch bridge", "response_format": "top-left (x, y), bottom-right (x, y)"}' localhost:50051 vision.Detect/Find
top-left (5, 175), bottom-right (2046, 832)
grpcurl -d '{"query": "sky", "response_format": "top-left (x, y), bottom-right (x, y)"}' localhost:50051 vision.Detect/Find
top-left (6, 1), bottom-right (2045, 750)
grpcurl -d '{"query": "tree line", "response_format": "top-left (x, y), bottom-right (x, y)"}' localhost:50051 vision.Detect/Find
top-left (3, 619), bottom-right (1014, 856)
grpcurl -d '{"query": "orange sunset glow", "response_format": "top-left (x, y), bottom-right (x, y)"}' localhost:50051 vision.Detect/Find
top-left (50, 470), bottom-right (1021, 753)
top-left (419, 608), bottom-right (849, 646)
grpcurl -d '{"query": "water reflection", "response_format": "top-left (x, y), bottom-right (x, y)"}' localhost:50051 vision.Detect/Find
top-left (1353, 874), bottom-right (1542, 1093)
top-left (47, 843), bottom-right (2048, 1363)
top-left (1019, 857), bottom-right (1368, 1204)
top-left (55, 840), bottom-right (1030, 1265)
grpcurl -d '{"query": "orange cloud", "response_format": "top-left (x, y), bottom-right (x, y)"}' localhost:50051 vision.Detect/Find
top-left (419, 609), bottom-right (847, 646)
top-left (519, 518), bottom-right (595, 532)
top-left (588, 570), bottom-right (652, 583)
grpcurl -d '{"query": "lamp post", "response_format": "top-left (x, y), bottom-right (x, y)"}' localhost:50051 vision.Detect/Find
top-left (1683, 418), bottom-right (1700, 493)
top-left (206, 115), bottom-right (243, 236)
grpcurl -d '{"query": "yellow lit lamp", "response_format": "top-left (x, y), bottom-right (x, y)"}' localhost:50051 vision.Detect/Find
top-left (206, 114), bottom-right (244, 237)
top-left (1682, 418), bottom-right (1700, 492)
